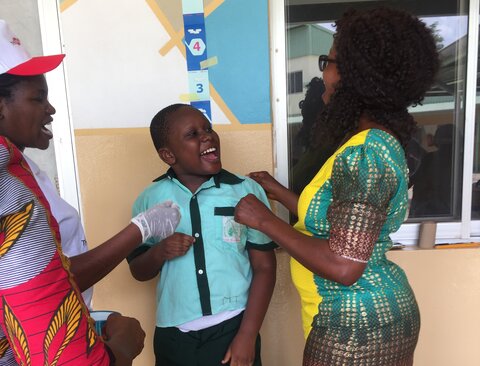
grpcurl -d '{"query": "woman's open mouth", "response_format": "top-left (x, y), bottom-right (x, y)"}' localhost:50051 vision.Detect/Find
top-left (41, 124), bottom-right (53, 138)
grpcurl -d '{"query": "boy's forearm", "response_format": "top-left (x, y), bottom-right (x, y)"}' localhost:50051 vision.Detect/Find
top-left (128, 245), bottom-right (165, 281)
top-left (238, 250), bottom-right (276, 337)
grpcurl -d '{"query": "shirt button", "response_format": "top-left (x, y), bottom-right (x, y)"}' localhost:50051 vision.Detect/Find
top-left (198, 269), bottom-right (204, 275)
top-left (194, 233), bottom-right (200, 238)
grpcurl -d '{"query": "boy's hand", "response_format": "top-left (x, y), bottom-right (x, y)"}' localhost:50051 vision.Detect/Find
top-left (131, 201), bottom-right (181, 242)
top-left (157, 233), bottom-right (195, 260)
top-left (221, 331), bottom-right (256, 366)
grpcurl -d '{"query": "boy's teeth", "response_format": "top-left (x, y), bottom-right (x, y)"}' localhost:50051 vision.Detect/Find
top-left (201, 147), bottom-right (216, 155)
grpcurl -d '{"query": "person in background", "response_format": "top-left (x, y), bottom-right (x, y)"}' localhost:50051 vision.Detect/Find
top-left (128, 104), bottom-right (276, 366)
top-left (291, 77), bottom-right (335, 196)
top-left (0, 19), bottom-right (180, 365)
top-left (235, 7), bottom-right (439, 366)
top-left (409, 124), bottom-right (454, 217)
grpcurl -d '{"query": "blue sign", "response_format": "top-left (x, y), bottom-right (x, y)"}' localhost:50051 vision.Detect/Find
top-left (182, 9), bottom-right (212, 120)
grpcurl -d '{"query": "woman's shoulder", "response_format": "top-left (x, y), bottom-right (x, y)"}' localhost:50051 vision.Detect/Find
top-left (368, 127), bottom-right (402, 144)
top-left (338, 129), bottom-right (404, 160)
top-left (333, 129), bottom-right (407, 177)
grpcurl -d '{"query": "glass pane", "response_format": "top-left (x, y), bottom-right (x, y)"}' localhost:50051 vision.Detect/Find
top-left (284, 0), bottom-right (468, 223)
top-left (473, 17), bottom-right (480, 220)
top-left (0, 0), bottom-right (59, 190)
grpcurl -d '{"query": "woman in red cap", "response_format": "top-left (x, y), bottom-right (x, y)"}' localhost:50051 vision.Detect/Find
top-left (0, 19), bottom-right (180, 365)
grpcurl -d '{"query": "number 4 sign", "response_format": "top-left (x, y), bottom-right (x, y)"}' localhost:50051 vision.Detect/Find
top-left (187, 38), bottom-right (206, 56)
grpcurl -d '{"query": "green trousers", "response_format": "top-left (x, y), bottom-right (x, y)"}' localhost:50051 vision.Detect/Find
top-left (154, 312), bottom-right (261, 366)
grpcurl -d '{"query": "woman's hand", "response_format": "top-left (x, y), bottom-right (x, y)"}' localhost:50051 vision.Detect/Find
top-left (235, 194), bottom-right (274, 231)
top-left (247, 171), bottom-right (285, 201)
top-left (131, 200), bottom-right (181, 242)
top-left (248, 171), bottom-right (299, 215)
top-left (103, 313), bottom-right (145, 366)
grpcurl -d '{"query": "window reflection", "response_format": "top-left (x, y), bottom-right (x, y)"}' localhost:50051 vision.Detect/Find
top-left (285, 1), bottom-right (468, 222)
top-left (408, 15), bottom-right (467, 220)
top-left (473, 14), bottom-right (480, 219)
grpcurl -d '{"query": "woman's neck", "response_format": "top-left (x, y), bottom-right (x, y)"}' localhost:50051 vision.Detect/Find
top-left (356, 115), bottom-right (392, 136)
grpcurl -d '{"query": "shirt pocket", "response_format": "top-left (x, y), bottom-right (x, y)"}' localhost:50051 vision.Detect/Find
top-left (214, 206), bottom-right (246, 252)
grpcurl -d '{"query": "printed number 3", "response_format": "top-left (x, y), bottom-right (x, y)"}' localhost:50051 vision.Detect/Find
top-left (196, 83), bottom-right (204, 93)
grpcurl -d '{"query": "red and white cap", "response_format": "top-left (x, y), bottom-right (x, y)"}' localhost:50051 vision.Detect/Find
top-left (0, 19), bottom-right (65, 76)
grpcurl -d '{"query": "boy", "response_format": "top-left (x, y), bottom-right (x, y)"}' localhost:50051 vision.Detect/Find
top-left (127, 104), bottom-right (277, 366)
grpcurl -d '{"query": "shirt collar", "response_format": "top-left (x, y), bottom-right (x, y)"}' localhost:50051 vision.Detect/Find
top-left (153, 168), bottom-right (244, 188)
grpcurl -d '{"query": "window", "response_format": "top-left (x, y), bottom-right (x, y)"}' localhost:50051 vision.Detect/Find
top-left (288, 71), bottom-right (303, 94)
top-left (270, 0), bottom-right (480, 241)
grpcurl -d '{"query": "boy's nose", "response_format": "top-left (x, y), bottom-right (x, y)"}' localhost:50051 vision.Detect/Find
top-left (200, 131), bottom-right (212, 141)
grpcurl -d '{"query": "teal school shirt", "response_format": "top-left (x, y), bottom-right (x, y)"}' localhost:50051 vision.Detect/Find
top-left (129, 169), bottom-right (276, 327)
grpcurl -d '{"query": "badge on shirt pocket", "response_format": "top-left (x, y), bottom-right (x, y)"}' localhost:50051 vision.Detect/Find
top-left (214, 207), bottom-right (243, 244)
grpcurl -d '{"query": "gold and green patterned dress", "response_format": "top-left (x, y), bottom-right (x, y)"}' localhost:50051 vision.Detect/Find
top-left (292, 129), bottom-right (420, 366)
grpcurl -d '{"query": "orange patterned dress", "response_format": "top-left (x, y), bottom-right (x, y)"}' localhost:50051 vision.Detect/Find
top-left (0, 137), bottom-right (110, 365)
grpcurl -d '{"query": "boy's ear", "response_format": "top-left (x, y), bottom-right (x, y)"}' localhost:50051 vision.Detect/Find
top-left (158, 147), bottom-right (175, 165)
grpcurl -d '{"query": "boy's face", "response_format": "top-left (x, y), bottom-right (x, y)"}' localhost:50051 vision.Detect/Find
top-left (160, 106), bottom-right (222, 180)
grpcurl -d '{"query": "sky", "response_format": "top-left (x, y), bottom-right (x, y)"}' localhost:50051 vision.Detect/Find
top-left (319, 15), bottom-right (468, 49)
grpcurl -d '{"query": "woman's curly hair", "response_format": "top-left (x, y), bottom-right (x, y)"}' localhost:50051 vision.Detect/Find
top-left (314, 7), bottom-right (439, 148)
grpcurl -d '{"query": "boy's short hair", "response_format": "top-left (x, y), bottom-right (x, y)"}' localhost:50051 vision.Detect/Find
top-left (150, 103), bottom-right (190, 150)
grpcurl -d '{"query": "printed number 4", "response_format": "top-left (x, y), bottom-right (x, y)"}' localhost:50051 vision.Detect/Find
top-left (188, 38), bottom-right (206, 56)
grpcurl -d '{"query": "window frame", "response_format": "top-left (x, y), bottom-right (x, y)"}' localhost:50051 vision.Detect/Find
top-left (269, 0), bottom-right (480, 242)
top-left (37, 0), bottom-right (82, 216)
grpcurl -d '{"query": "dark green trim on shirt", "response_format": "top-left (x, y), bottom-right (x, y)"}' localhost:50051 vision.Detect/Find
top-left (153, 168), bottom-right (244, 186)
top-left (214, 207), bottom-right (235, 216)
top-left (190, 194), bottom-right (212, 315)
top-left (246, 241), bottom-right (278, 251)
top-left (127, 244), bottom-right (151, 263)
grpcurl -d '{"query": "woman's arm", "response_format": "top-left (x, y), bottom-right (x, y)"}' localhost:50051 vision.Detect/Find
top-left (69, 224), bottom-right (142, 291)
top-left (235, 195), bottom-right (366, 286)
top-left (248, 171), bottom-right (299, 215)
top-left (69, 202), bottom-right (181, 291)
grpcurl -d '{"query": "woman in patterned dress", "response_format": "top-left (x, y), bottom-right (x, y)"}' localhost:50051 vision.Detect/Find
top-left (234, 7), bottom-right (439, 366)
top-left (0, 19), bottom-right (180, 365)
